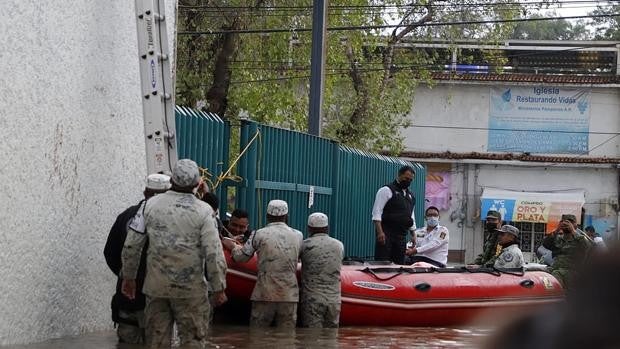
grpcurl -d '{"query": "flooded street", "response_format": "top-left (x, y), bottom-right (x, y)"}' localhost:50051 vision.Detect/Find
top-left (2, 325), bottom-right (492, 349)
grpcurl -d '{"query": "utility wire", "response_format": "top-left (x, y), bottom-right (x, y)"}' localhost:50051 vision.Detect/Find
top-left (177, 42), bottom-right (620, 66)
top-left (183, 6), bottom-right (611, 19)
top-left (409, 124), bottom-right (619, 135)
top-left (178, 1), bottom-right (612, 10)
top-left (178, 13), bottom-right (620, 35)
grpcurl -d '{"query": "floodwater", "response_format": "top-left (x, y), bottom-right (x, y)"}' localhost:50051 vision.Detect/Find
top-left (2, 325), bottom-right (493, 349)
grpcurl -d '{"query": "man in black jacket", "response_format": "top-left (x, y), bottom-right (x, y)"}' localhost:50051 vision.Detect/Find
top-left (104, 174), bottom-right (171, 344)
top-left (372, 165), bottom-right (416, 264)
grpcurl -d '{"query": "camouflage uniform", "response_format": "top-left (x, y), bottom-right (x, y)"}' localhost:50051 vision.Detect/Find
top-left (543, 232), bottom-right (591, 289)
top-left (473, 230), bottom-right (501, 266)
top-left (232, 222), bottom-right (303, 328)
top-left (299, 233), bottom-right (344, 328)
top-left (122, 189), bottom-right (227, 349)
top-left (494, 243), bottom-right (524, 269)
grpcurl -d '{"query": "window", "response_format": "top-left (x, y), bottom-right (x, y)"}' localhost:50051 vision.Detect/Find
top-left (507, 221), bottom-right (547, 262)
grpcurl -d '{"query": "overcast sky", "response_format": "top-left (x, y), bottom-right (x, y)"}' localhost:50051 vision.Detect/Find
top-left (537, 0), bottom-right (607, 20)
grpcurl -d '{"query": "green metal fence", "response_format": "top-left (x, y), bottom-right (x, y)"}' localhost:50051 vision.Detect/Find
top-left (175, 109), bottom-right (426, 258)
top-left (175, 106), bottom-right (230, 215)
top-left (235, 120), bottom-right (426, 259)
top-left (333, 146), bottom-right (426, 258)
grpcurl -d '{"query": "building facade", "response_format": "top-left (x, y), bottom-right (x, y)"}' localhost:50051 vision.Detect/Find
top-left (400, 40), bottom-right (620, 263)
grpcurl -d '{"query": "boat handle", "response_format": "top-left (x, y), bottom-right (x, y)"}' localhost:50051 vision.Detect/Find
top-left (414, 282), bottom-right (431, 292)
top-left (520, 279), bottom-right (535, 288)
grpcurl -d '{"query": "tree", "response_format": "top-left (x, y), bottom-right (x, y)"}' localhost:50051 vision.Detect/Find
top-left (589, 1), bottom-right (620, 40)
top-left (511, 13), bottom-right (591, 40)
top-left (176, 1), bottom-right (543, 153)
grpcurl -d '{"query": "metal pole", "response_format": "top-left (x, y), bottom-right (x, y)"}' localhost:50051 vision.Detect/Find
top-left (308, 0), bottom-right (328, 136)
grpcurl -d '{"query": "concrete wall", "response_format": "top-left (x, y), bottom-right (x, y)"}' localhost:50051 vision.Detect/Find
top-left (403, 84), bottom-right (620, 157)
top-left (0, 0), bottom-right (176, 345)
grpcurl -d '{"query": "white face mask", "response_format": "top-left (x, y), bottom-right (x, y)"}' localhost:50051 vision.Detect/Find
top-left (426, 216), bottom-right (439, 227)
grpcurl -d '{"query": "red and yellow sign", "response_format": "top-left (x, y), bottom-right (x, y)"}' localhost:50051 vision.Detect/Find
top-left (514, 200), bottom-right (550, 223)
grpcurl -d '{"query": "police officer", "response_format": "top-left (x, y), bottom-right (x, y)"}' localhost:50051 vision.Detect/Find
top-left (222, 200), bottom-right (303, 328)
top-left (121, 159), bottom-right (228, 349)
top-left (405, 206), bottom-right (449, 268)
top-left (542, 214), bottom-right (592, 288)
top-left (299, 213), bottom-right (344, 328)
top-left (372, 165), bottom-right (416, 264)
top-left (494, 225), bottom-right (524, 269)
top-left (472, 210), bottom-right (503, 266)
top-left (104, 174), bottom-right (170, 344)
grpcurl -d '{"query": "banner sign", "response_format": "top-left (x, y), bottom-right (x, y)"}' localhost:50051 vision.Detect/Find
top-left (488, 86), bottom-right (591, 154)
top-left (481, 188), bottom-right (585, 232)
top-left (425, 171), bottom-right (451, 210)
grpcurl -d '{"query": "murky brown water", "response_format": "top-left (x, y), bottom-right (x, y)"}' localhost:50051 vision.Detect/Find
top-left (2, 325), bottom-right (493, 349)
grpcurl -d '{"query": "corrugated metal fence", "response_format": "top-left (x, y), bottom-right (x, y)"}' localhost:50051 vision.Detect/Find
top-left (175, 108), bottom-right (426, 258)
top-left (175, 106), bottom-right (230, 215)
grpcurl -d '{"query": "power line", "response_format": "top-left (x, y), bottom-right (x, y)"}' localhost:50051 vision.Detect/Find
top-left (183, 5), bottom-right (612, 19)
top-left (180, 3), bottom-right (611, 14)
top-left (178, 41), bottom-right (620, 66)
top-left (410, 124), bottom-right (619, 135)
top-left (178, 1), bottom-right (612, 11)
top-left (178, 13), bottom-right (620, 36)
top-left (579, 133), bottom-right (620, 155)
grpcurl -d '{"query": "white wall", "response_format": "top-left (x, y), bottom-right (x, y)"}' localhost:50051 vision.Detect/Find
top-left (404, 82), bottom-right (619, 262)
top-left (0, 0), bottom-right (175, 345)
top-left (404, 84), bottom-right (620, 157)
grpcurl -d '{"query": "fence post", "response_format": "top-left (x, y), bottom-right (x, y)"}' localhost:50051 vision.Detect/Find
top-left (243, 121), bottom-right (259, 229)
top-left (218, 120), bottom-right (231, 220)
top-left (330, 141), bottom-right (340, 240)
top-left (237, 121), bottom-right (249, 222)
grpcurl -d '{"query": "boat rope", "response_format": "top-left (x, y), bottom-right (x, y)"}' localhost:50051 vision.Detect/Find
top-left (212, 129), bottom-right (261, 191)
top-left (360, 267), bottom-right (407, 281)
top-left (360, 266), bottom-right (527, 280)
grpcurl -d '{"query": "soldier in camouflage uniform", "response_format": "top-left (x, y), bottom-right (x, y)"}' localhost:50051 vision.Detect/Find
top-left (222, 200), bottom-right (303, 328)
top-left (104, 173), bottom-right (171, 344)
top-left (472, 210), bottom-right (503, 266)
top-left (493, 225), bottom-right (525, 269)
top-left (299, 212), bottom-right (344, 328)
top-left (121, 159), bottom-right (228, 349)
top-left (542, 214), bottom-right (592, 289)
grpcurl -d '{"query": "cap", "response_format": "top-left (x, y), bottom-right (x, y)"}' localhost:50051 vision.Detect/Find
top-left (486, 210), bottom-right (502, 220)
top-left (497, 224), bottom-right (519, 238)
top-left (561, 214), bottom-right (577, 223)
top-left (171, 159), bottom-right (200, 187)
top-left (146, 173), bottom-right (171, 191)
top-left (308, 212), bottom-right (328, 228)
top-left (266, 200), bottom-right (288, 216)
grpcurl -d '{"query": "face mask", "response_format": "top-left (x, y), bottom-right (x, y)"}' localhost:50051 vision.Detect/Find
top-left (399, 179), bottom-right (412, 189)
top-left (486, 223), bottom-right (497, 232)
top-left (426, 217), bottom-right (439, 227)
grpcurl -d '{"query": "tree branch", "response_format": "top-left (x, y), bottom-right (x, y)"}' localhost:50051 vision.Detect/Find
top-left (344, 40), bottom-right (369, 128)
top-left (381, 3), bottom-right (433, 90)
top-left (205, 0), bottom-right (266, 116)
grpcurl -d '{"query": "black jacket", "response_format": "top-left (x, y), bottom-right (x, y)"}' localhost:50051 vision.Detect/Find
top-left (381, 181), bottom-right (415, 233)
top-left (104, 200), bottom-right (148, 323)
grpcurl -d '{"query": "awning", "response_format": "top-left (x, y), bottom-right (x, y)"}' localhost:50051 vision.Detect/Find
top-left (481, 188), bottom-right (585, 232)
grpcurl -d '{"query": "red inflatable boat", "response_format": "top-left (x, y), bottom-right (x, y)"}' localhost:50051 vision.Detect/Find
top-left (223, 250), bottom-right (564, 326)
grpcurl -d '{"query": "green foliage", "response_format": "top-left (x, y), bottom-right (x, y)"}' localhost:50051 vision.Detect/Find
top-left (511, 13), bottom-right (591, 40)
top-left (176, 0), bottom-right (535, 153)
top-left (589, 2), bottom-right (620, 40)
